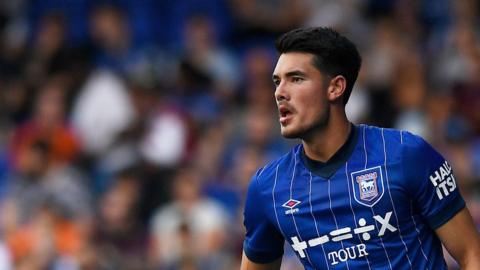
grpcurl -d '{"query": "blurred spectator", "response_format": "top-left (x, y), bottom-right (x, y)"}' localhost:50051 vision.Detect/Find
top-left (72, 69), bottom-right (135, 156)
top-left (361, 18), bottom-right (401, 127)
top-left (192, 120), bottom-right (230, 182)
top-left (182, 15), bottom-right (239, 100)
top-left (23, 12), bottom-right (69, 88)
top-left (149, 167), bottom-right (231, 269)
top-left (345, 76), bottom-right (370, 124)
top-left (139, 98), bottom-right (191, 167)
top-left (2, 139), bottom-right (92, 224)
top-left (229, 0), bottom-right (307, 42)
top-left (223, 106), bottom-right (290, 169)
top-left (89, 4), bottom-right (133, 76)
top-left (303, 0), bottom-right (367, 36)
top-left (91, 169), bottom-right (148, 269)
top-left (9, 78), bottom-right (79, 168)
top-left (0, 78), bottom-right (30, 125)
top-left (170, 14), bottom-right (239, 128)
top-left (88, 2), bottom-right (166, 89)
top-left (240, 46), bottom-right (276, 108)
top-left (4, 200), bottom-right (87, 269)
top-left (392, 48), bottom-right (429, 138)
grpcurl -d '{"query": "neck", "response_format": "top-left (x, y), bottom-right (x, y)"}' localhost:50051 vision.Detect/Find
top-left (302, 110), bottom-right (351, 162)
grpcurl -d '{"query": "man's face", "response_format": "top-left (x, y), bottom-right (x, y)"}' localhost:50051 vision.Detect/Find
top-left (272, 52), bottom-right (330, 139)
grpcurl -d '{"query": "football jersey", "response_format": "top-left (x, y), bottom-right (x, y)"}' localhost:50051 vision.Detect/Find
top-left (243, 124), bottom-right (465, 269)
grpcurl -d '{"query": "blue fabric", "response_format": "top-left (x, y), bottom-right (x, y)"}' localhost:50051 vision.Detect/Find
top-left (243, 125), bottom-right (464, 269)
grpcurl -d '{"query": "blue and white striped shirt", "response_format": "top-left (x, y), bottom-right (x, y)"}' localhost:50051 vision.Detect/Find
top-left (243, 125), bottom-right (465, 269)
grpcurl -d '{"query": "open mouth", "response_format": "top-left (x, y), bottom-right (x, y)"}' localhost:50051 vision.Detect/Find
top-left (278, 106), bottom-right (293, 124)
top-left (279, 107), bottom-right (291, 117)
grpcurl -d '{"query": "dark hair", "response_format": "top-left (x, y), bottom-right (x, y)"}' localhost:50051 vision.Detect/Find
top-left (275, 27), bottom-right (361, 105)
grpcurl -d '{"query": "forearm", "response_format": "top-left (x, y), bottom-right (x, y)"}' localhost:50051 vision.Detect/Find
top-left (460, 246), bottom-right (480, 269)
top-left (436, 208), bottom-right (480, 270)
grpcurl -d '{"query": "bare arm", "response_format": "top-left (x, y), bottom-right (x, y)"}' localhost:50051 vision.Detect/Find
top-left (240, 251), bottom-right (282, 270)
top-left (436, 207), bottom-right (480, 269)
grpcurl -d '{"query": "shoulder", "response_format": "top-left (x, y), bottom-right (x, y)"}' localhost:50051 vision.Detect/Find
top-left (361, 124), bottom-right (403, 141)
top-left (360, 125), bottom-right (438, 163)
top-left (361, 124), bottom-right (427, 150)
top-left (397, 129), bottom-right (435, 157)
top-left (376, 127), bottom-right (445, 170)
top-left (250, 145), bottom-right (300, 190)
top-left (256, 145), bottom-right (299, 179)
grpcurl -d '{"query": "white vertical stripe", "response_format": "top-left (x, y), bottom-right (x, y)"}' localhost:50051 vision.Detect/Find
top-left (402, 131), bottom-right (429, 267)
top-left (364, 126), bottom-right (394, 270)
top-left (258, 166), bottom-right (266, 178)
top-left (410, 200), bottom-right (430, 268)
top-left (289, 153), bottom-right (314, 267)
top-left (328, 179), bottom-right (350, 270)
top-left (272, 165), bottom-right (286, 236)
top-left (345, 162), bottom-right (372, 269)
top-left (382, 128), bottom-right (413, 269)
top-left (308, 172), bottom-right (330, 269)
top-left (363, 125), bottom-right (368, 170)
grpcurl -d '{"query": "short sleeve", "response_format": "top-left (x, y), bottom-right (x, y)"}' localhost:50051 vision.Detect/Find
top-left (402, 133), bottom-right (465, 229)
top-left (243, 172), bottom-right (284, 263)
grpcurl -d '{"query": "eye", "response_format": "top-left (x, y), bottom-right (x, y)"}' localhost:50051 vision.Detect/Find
top-left (292, 76), bottom-right (304, 83)
top-left (273, 79), bottom-right (281, 87)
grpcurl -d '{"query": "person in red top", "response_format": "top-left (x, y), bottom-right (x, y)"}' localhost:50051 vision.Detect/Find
top-left (10, 78), bottom-right (79, 168)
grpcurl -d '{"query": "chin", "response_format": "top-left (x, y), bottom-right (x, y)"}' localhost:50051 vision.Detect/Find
top-left (280, 126), bottom-right (302, 139)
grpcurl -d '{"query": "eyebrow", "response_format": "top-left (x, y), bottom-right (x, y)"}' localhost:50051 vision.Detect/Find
top-left (272, 70), bottom-right (306, 81)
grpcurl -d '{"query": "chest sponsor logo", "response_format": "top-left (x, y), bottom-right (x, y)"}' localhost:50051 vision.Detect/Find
top-left (351, 166), bottom-right (384, 207)
top-left (289, 211), bottom-right (397, 265)
top-left (282, 199), bottom-right (301, 214)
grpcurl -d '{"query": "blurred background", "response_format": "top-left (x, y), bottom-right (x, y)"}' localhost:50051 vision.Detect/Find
top-left (0, 0), bottom-right (478, 269)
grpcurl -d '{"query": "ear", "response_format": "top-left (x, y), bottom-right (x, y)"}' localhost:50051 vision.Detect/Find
top-left (326, 75), bottom-right (347, 102)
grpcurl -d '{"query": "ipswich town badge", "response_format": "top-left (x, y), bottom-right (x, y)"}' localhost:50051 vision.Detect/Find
top-left (351, 166), bottom-right (384, 207)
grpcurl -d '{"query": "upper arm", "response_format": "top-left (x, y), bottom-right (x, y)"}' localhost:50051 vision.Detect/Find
top-left (402, 132), bottom-right (480, 268)
top-left (243, 172), bottom-right (285, 264)
top-left (241, 251), bottom-right (282, 270)
top-left (436, 207), bottom-right (480, 269)
top-left (402, 133), bottom-right (465, 229)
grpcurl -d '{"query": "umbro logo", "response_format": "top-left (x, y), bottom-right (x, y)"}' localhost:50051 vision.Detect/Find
top-left (282, 199), bottom-right (301, 214)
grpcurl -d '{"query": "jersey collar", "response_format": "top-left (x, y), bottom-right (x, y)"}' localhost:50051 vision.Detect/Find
top-left (300, 124), bottom-right (359, 179)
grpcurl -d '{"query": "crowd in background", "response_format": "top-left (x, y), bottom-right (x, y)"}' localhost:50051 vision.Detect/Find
top-left (0, 0), bottom-right (479, 269)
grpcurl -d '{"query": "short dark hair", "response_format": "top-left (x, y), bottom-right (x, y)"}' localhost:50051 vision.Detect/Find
top-left (275, 27), bottom-right (361, 105)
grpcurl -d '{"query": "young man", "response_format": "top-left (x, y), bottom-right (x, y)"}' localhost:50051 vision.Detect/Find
top-left (241, 27), bottom-right (480, 270)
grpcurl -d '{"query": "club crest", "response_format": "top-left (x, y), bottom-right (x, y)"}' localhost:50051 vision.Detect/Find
top-left (351, 166), bottom-right (384, 207)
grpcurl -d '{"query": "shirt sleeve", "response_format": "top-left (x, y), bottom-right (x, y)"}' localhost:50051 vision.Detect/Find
top-left (402, 133), bottom-right (465, 230)
top-left (243, 171), bottom-right (284, 263)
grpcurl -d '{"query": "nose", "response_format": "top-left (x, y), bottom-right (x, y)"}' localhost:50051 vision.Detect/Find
top-left (275, 82), bottom-right (289, 102)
